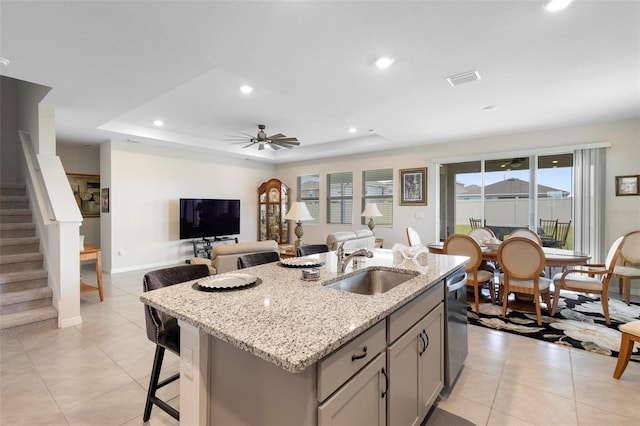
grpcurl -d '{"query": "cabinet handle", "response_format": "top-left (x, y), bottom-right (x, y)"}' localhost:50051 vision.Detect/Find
top-left (381, 367), bottom-right (389, 399)
top-left (351, 345), bottom-right (368, 361)
top-left (423, 330), bottom-right (430, 349)
top-left (418, 333), bottom-right (427, 356)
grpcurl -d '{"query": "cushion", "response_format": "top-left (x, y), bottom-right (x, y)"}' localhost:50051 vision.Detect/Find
top-left (553, 273), bottom-right (602, 291)
top-left (499, 274), bottom-right (552, 290)
top-left (213, 240), bottom-right (278, 257)
top-left (470, 270), bottom-right (494, 284)
top-left (620, 320), bottom-right (640, 336)
top-left (614, 265), bottom-right (640, 277)
top-left (326, 229), bottom-right (375, 250)
top-left (190, 257), bottom-right (216, 275)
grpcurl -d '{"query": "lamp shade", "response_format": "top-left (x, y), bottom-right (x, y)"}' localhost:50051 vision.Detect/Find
top-left (361, 203), bottom-right (383, 218)
top-left (284, 202), bottom-right (314, 222)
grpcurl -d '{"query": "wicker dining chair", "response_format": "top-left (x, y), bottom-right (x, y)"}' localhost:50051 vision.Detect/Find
top-left (539, 219), bottom-right (558, 239)
top-left (552, 220), bottom-right (572, 248)
top-left (469, 218), bottom-right (485, 230)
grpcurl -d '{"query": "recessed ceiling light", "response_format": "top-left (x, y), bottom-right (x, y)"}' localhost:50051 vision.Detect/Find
top-left (501, 164), bottom-right (506, 168)
top-left (348, 127), bottom-right (357, 134)
top-left (375, 57), bottom-right (394, 69)
top-left (545, 0), bottom-right (573, 12)
top-left (447, 70), bottom-right (481, 87)
top-left (240, 85), bottom-right (253, 94)
top-left (153, 120), bottom-right (164, 127)
top-left (482, 105), bottom-right (497, 112)
top-left (0, 57), bottom-right (9, 67)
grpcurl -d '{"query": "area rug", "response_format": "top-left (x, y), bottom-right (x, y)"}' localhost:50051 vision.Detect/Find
top-left (467, 292), bottom-right (640, 362)
top-left (422, 407), bottom-right (475, 426)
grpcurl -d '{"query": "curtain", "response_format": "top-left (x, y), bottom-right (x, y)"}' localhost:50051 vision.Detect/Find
top-left (573, 147), bottom-right (606, 263)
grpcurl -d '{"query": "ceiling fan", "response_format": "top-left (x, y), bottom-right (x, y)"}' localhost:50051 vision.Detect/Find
top-left (226, 124), bottom-right (300, 151)
top-left (500, 157), bottom-right (527, 169)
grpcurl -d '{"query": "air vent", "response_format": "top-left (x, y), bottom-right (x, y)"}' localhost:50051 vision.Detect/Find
top-left (446, 70), bottom-right (481, 87)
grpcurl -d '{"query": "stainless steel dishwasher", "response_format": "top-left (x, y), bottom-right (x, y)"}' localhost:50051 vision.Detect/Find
top-left (444, 269), bottom-right (468, 387)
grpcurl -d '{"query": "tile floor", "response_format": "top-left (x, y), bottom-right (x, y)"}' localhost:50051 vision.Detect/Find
top-left (1, 265), bottom-right (639, 425)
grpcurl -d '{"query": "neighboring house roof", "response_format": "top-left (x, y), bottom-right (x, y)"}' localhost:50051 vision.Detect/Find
top-left (457, 178), bottom-right (569, 198)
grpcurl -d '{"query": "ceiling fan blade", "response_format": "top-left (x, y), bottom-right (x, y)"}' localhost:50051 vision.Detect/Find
top-left (270, 143), bottom-right (283, 150)
top-left (267, 133), bottom-right (286, 139)
top-left (271, 137), bottom-right (298, 142)
top-left (274, 141), bottom-right (300, 147)
top-left (238, 131), bottom-right (256, 138)
top-left (258, 143), bottom-right (265, 151)
top-left (241, 142), bottom-right (254, 149)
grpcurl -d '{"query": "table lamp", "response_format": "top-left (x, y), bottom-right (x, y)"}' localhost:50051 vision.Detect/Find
top-left (284, 202), bottom-right (314, 248)
top-left (361, 203), bottom-right (383, 231)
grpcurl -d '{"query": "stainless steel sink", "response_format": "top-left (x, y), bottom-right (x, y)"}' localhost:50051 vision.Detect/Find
top-left (324, 268), bottom-right (419, 295)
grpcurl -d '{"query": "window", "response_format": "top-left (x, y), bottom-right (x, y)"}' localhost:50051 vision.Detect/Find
top-left (327, 172), bottom-right (353, 224)
top-left (362, 168), bottom-right (393, 226)
top-left (296, 174), bottom-right (319, 224)
top-left (439, 154), bottom-right (574, 246)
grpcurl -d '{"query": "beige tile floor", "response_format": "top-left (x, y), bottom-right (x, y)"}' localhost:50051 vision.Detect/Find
top-left (1, 265), bottom-right (639, 425)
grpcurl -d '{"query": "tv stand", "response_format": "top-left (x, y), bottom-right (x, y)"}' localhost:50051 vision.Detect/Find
top-left (191, 237), bottom-right (238, 258)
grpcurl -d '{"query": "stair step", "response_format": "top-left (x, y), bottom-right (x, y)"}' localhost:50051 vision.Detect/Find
top-left (0, 287), bottom-right (53, 314)
top-left (0, 306), bottom-right (57, 339)
top-left (0, 195), bottom-right (29, 209)
top-left (0, 209), bottom-right (32, 223)
top-left (0, 236), bottom-right (40, 255)
top-left (0, 184), bottom-right (26, 197)
top-left (0, 223), bottom-right (36, 238)
top-left (0, 253), bottom-right (44, 273)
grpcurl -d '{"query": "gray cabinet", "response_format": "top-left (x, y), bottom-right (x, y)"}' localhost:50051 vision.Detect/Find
top-left (318, 353), bottom-right (387, 426)
top-left (387, 284), bottom-right (444, 426)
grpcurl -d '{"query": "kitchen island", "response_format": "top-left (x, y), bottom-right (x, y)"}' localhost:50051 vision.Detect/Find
top-left (140, 249), bottom-right (467, 425)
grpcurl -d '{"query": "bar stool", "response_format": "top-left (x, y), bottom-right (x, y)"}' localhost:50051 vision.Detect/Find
top-left (142, 264), bottom-right (210, 421)
top-left (237, 251), bottom-right (280, 269)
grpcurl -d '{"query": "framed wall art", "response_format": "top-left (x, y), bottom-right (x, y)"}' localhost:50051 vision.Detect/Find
top-left (101, 188), bottom-right (110, 212)
top-left (399, 167), bottom-right (427, 206)
top-left (615, 175), bottom-right (640, 196)
top-left (67, 173), bottom-right (101, 217)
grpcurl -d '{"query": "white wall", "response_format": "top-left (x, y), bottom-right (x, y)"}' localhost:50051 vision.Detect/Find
top-left (108, 140), bottom-right (276, 272)
top-left (276, 117), bottom-right (640, 253)
top-left (57, 143), bottom-right (101, 246)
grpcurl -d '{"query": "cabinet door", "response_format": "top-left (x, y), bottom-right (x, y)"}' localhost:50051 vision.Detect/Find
top-left (387, 317), bottom-right (422, 426)
top-left (318, 353), bottom-right (387, 426)
top-left (388, 303), bottom-right (444, 426)
top-left (418, 304), bottom-right (444, 416)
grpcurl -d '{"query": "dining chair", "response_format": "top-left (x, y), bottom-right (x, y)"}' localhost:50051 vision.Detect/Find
top-left (406, 227), bottom-right (423, 246)
top-left (469, 227), bottom-right (496, 243)
top-left (142, 264), bottom-right (211, 421)
top-left (613, 320), bottom-right (640, 379)
top-left (469, 218), bottom-right (484, 229)
top-left (296, 244), bottom-right (329, 257)
top-left (539, 218), bottom-right (558, 240)
top-left (613, 230), bottom-right (640, 305)
top-left (550, 236), bottom-right (624, 325)
top-left (552, 220), bottom-right (572, 248)
top-left (237, 251), bottom-right (281, 269)
top-left (444, 234), bottom-right (495, 313)
top-left (507, 228), bottom-right (542, 245)
top-left (498, 237), bottom-right (552, 326)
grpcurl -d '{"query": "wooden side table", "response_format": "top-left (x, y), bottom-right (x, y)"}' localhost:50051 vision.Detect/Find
top-left (80, 244), bottom-right (103, 301)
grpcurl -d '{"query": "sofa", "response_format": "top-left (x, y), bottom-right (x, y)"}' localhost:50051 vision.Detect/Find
top-left (326, 229), bottom-right (376, 251)
top-left (211, 240), bottom-right (279, 274)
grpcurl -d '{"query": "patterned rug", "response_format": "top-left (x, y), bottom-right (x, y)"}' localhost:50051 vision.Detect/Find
top-left (467, 291), bottom-right (640, 362)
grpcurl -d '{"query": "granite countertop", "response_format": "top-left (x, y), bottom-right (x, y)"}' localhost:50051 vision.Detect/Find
top-left (140, 249), bottom-right (467, 373)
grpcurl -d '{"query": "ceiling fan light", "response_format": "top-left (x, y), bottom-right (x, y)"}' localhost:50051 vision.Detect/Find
top-left (240, 85), bottom-right (253, 94)
top-left (153, 120), bottom-right (164, 127)
top-left (545, 0), bottom-right (573, 12)
top-left (348, 127), bottom-right (357, 134)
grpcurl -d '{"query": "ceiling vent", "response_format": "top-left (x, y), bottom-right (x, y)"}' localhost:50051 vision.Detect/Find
top-left (446, 70), bottom-right (481, 87)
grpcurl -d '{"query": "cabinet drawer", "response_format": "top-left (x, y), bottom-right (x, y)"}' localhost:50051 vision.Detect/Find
top-left (388, 280), bottom-right (443, 344)
top-left (317, 320), bottom-right (386, 402)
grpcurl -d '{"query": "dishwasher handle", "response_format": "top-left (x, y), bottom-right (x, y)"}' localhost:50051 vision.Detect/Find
top-left (446, 272), bottom-right (467, 292)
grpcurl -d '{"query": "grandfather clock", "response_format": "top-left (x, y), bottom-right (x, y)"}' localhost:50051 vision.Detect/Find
top-left (258, 178), bottom-right (289, 244)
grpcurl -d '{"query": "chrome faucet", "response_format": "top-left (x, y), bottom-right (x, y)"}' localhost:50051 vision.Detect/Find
top-left (336, 242), bottom-right (374, 273)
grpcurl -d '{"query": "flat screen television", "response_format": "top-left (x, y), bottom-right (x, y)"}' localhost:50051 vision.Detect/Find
top-left (179, 198), bottom-right (240, 240)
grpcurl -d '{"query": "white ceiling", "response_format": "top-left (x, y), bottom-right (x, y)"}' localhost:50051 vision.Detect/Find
top-left (2, 1), bottom-right (639, 164)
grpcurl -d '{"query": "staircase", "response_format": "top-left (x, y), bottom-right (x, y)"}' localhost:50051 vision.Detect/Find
top-left (0, 184), bottom-right (57, 339)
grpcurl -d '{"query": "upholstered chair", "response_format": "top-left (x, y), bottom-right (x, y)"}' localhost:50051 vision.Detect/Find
top-left (444, 234), bottom-right (495, 313)
top-left (469, 227), bottom-right (496, 243)
top-left (550, 236), bottom-right (624, 325)
top-left (614, 230), bottom-right (640, 305)
top-left (237, 251), bottom-right (281, 269)
top-left (296, 244), bottom-right (329, 257)
top-left (498, 237), bottom-right (551, 326)
top-left (507, 228), bottom-right (542, 245)
top-left (613, 320), bottom-right (640, 379)
top-left (142, 264), bottom-right (210, 421)
top-left (405, 227), bottom-right (423, 247)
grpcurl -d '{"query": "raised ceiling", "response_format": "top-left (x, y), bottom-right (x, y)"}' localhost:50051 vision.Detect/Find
top-left (1, 1), bottom-right (639, 163)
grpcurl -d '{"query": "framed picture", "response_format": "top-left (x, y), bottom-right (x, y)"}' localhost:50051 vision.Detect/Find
top-left (101, 188), bottom-right (110, 213)
top-left (615, 175), bottom-right (640, 196)
top-left (67, 173), bottom-right (101, 217)
top-left (399, 167), bottom-right (427, 206)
